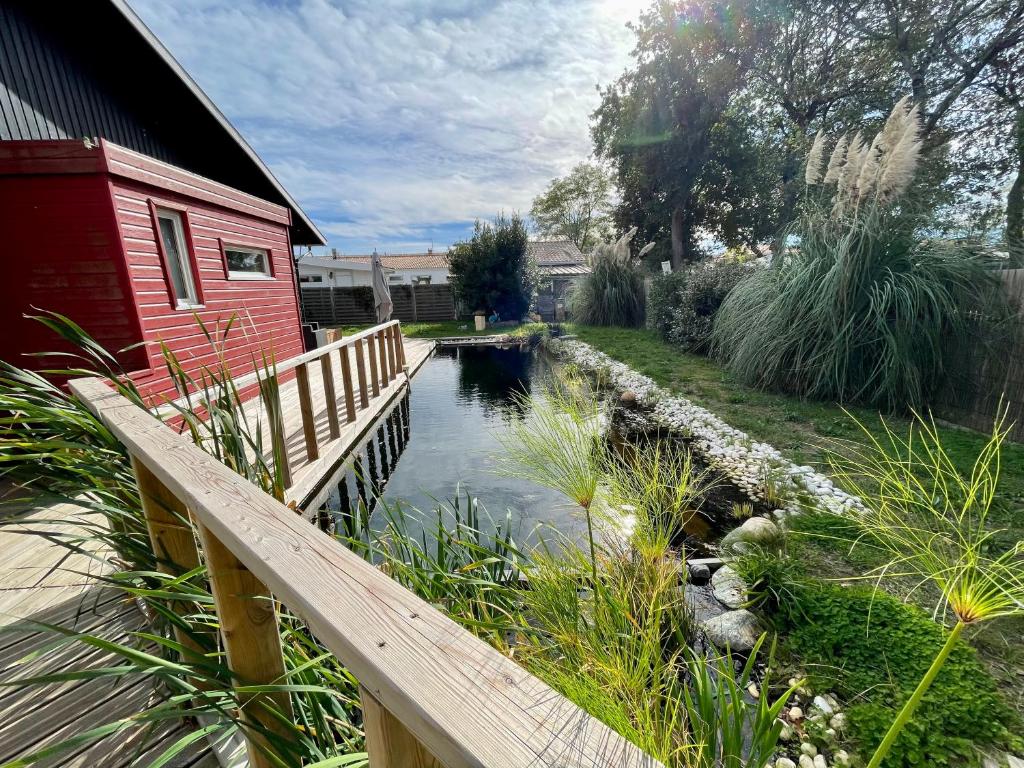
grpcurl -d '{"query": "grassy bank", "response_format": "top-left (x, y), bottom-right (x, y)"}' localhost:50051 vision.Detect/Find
top-left (567, 323), bottom-right (1024, 722)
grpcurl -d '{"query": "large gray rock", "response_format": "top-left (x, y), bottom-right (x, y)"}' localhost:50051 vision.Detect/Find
top-left (711, 564), bottom-right (748, 609)
top-left (701, 609), bottom-right (763, 652)
top-left (720, 516), bottom-right (783, 554)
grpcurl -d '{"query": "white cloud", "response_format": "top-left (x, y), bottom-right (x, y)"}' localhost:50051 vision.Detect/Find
top-left (128, 0), bottom-right (637, 250)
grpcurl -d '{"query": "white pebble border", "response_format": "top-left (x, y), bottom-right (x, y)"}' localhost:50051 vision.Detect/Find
top-left (549, 338), bottom-right (865, 518)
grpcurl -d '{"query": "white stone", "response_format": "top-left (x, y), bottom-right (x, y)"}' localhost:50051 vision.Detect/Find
top-left (776, 759), bottom-right (797, 768)
top-left (833, 751), bottom-right (851, 767)
top-left (829, 713), bottom-right (847, 731)
top-left (798, 757), bottom-right (815, 768)
top-left (800, 742), bottom-right (817, 757)
top-left (812, 694), bottom-right (839, 716)
top-left (788, 706), bottom-right (804, 722)
top-left (813, 756), bottom-right (827, 768)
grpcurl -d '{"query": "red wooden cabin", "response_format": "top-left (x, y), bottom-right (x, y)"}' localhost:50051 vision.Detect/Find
top-left (0, 0), bottom-right (325, 402)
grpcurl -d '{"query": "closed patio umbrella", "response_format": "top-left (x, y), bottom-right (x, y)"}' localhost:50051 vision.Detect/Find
top-left (371, 251), bottom-right (393, 323)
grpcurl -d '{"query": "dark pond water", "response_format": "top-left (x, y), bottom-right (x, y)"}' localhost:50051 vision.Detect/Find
top-left (320, 345), bottom-right (589, 545)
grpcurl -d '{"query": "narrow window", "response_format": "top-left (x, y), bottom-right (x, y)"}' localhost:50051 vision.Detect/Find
top-left (156, 209), bottom-right (199, 307)
top-left (224, 245), bottom-right (272, 279)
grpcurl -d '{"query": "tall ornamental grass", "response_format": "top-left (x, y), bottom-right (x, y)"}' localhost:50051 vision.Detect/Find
top-left (570, 228), bottom-right (652, 327)
top-left (713, 97), bottom-right (1010, 411)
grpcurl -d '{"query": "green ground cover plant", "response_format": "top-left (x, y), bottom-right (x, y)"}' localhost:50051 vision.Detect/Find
top-left (777, 585), bottom-right (1012, 767)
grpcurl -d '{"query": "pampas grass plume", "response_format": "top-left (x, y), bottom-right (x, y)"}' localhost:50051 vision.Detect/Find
top-left (823, 133), bottom-right (848, 184)
top-left (805, 130), bottom-right (826, 185)
top-left (878, 103), bottom-right (922, 203)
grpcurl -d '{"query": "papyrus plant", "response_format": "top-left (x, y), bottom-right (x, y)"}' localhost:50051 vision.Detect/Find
top-left (826, 413), bottom-right (1023, 768)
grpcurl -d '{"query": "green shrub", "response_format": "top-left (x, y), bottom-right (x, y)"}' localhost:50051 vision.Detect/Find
top-left (570, 229), bottom-right (649, 327)
top-left (449, 214), bottom-right (535, 320)
top-left (647, 259), bottom-right (757, 351)
top-left (779, 584), bottom-right (1011, 767)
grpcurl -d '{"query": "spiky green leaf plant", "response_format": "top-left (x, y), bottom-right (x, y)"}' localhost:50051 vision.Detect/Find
top-left (825, 412), bottom-right (1024, 768)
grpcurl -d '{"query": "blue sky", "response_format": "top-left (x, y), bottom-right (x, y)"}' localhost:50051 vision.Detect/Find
top-left (128, 0), bottom-right (638, 255)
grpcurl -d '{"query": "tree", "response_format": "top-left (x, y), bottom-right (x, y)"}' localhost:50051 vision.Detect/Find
top-left (529, 163), bottom-right (612, 251)
top-left (448, 215), bottom-right (535, 320)
top-left (592, 0), bottom-right (767, 269)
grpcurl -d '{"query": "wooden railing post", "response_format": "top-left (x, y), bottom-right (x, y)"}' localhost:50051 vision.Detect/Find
top-left (367, 336), bottom-right (381, 398)
top-left (339, 343), bottom-right (358, 422)
top-left (131, 456), bottom-right (207, 669)
top-left (361, 686), bottom-right (441, 768)
top-left (320, 352), bottom-right (341, 440)
top-left (196, 523), bottom-right (292, 768)
top-left (396, 324), bottom-right (407, 369)
top-left (354, 339), bottom-right (370, 408)
top-left (295, 362), bottom-right (319, 461)
top-left (377, 330), bottom-right (390, 386)
top-left (385, 325), bottom-right (398, 378)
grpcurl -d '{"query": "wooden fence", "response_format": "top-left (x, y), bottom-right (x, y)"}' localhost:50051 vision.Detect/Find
top-left (935, 268), bottom-right (1024, 442)
top-left (70, 377), bottom-right (658, 768)
top-left (301, 285), bottom-right (457, 326)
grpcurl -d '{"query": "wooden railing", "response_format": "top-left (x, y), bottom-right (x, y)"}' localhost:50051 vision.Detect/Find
top-left (159, 320), bottom-right (408, 492)
top-left (71, 376), bottom-right (659, 768)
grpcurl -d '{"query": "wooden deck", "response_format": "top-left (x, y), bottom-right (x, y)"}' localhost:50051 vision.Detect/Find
top-left (244, 335), bottom-right (434, 508)
top-left (0, 502), bottom-right (217, 768)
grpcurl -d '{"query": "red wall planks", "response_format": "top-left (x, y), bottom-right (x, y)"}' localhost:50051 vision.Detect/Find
top-left (0, 139), bottom-right (305, 404)
top-left (0, 172), bottom-right (148, 373)
top-left (112, 177), bottom-right (303, 403)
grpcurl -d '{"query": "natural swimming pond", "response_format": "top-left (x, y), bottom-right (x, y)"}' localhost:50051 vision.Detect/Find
top-left (318, 343), bottom-right (747, 552)
top-left (320, 345), bottom-right (588, 544)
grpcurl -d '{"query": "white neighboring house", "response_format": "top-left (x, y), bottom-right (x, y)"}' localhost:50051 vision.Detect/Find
top-left (336, 252), bottom-right (451, 285)
top-left (295, 253), bottom-right (393, 288)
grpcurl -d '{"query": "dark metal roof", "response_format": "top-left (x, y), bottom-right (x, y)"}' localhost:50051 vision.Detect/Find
top-left (0, 0), bottom-right (325, 245)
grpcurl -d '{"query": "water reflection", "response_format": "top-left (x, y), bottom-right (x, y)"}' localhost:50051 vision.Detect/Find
top-left (319, 346), bottom-right (583, 545)
top-left (454, 346), bottom-right (532, 413)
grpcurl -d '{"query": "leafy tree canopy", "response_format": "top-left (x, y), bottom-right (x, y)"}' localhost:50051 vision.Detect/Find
top-left (529, 163), bottom-right (613, 252)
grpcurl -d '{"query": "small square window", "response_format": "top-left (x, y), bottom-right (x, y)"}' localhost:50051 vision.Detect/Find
top-left (224, 245), bottom-right (272, 279)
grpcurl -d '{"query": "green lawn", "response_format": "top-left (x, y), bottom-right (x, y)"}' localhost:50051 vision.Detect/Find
top-left (568, 324), bottom-right (1024, 718)
top-left (331, 320), bottom-right (527, 339)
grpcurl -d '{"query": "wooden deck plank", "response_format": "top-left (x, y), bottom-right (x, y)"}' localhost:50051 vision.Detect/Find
top-left (0, 504), bottom-right (216, 768)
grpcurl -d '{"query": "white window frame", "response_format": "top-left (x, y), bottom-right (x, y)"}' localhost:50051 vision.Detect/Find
top-left (223, 244), bottom-right (273, 280)
top-left (156, 208), bottom-right (201, 309)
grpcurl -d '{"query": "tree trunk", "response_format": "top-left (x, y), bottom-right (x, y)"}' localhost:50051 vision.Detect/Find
top-left (1007, 106), bottom-right (1024, 268)
top-left (670, 206), bottom-right (698, 269)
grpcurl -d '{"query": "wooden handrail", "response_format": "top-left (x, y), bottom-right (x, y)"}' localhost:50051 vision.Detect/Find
top-left (155, 320), bottom-right (403, 417)
top-left (70, 376), bottom-right (659, 768)
top-left (155, 320), bottom-right (412, 494)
